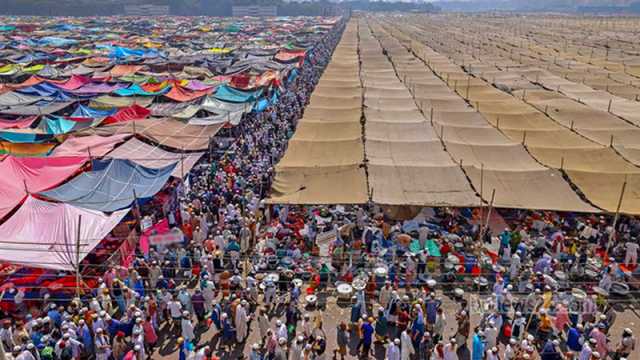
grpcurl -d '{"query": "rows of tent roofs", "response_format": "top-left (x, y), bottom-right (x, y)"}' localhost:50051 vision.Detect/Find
top-left (0, 16), bottom-right (338, 271)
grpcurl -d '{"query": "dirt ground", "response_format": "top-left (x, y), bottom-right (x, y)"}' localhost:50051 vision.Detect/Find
top-left (151, 289), bottom-right (640, 359)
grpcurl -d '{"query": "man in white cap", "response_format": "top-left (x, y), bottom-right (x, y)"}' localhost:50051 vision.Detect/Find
top-left (235, 300), bottom-right (249, 342)
top-left (579, 338), bottom-right (596, 360)
top-left (484, 321), bottom-right (498, 350)
top-left (276, 319), bottom-right (288, 341)
top-left (386, 338), bottom-right (401, 360)
top-left (443, 338), bottom-right (457, 360)
top-left (486, 346), bottom-right (499, 360)
top-left (300, 313), bottom-right (314, 339)
top-left (289, 335), bottom-right (304, 360)
top-left (379, 282), bottom-right (393, 308)
top-left (615, 328), bottom-right (635, 359)
top-left (202, 280), bottom-right (215, 313)
top-left (504, 338), bottom-right (517, 360)
top-left (274, 337), bottom-right (287, 360)
top-left (181, 311), bottom-right (195, 343)
top-left (401, 329), bottom-right (415, 360)
top-left (94, 328), bottom-right (111, 360)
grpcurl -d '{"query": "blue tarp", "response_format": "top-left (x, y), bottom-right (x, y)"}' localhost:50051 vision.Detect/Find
top-left (17, 83), bottom-right (71, 100)
top-left (39, 159), bottom-right (176, 212)
top-left (213, 85), bottom-right (263, 103)
top-left (113, 84), bottom-right (169, 97)
top-left (41, 116), bottom-right (77, 135)
top-left (37, 37), bottom-right (78, 47)
top-left (0, 131), bottom-right (53, 143)
top-left (71, 104), bottom-right (116, 118)
top-left (108, 46), bottom-right (159, 59)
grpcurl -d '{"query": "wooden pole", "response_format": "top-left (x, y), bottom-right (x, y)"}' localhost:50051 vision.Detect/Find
top-left (605, 177), bottom-right (628, 257)
top-left (75, 215), bottom-right (82, 298)
top-left (480, 189), bottom-right (496, 241)
top-left (180, 149), bottom-right (185, 179)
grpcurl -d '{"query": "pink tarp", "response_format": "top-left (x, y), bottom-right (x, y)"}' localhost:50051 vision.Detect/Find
top-left (0, 116), bottom-right (38, 129)
top-left (0, 156), bottom-right (88, 219)
top-left (51, 134), bottom-right (130, 157)
top-left (0, 196), bottom-right (128, 270)
top-left (49, 75), bottom-right (91, 91)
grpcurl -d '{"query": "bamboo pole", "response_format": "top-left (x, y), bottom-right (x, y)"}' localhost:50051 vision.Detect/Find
top-left (75, 215), bottom-right (82, 298)
top-left (605, 177), bottom-right (628, 257)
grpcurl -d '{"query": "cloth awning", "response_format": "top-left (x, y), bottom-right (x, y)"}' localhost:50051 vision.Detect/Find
top-left (106, 137), bottom-right (204, 178)
top-left (0, 156), bottom-right (88, 219)
top-left (39, 158), bottom-right (176, 212)
top-left (0, 196), bottom-right (128, 271)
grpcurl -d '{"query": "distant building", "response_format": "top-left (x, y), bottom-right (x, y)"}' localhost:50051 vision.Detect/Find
top-left (124, 4), bottom-right (170, 16)
top-left (232, 5), bottom-right (278, 17)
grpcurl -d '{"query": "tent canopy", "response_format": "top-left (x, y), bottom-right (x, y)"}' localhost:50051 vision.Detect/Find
top-left (0, 196), bottom-right (128, 271)
top-left (39, 158), bottom-right (176, 212)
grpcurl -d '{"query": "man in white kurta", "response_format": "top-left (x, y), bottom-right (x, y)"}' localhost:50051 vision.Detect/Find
top-left (235, 303), bottom-right (249, 342)
top-left (400, 330), bottom-right (415, 360)
top-left (181, 311), bottom-right (195, 342)
top-left (386, 339), bottom-right (401, 360)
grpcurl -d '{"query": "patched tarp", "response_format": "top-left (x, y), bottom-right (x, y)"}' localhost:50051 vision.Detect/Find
top-left (106, 137), bottom-right (204, 178)
top-left (39, 158), bottom-right (176, 212)
top-left (0, 196), bottom-right (128, 270)
top-left (82, 118), bottom-right (223, 151)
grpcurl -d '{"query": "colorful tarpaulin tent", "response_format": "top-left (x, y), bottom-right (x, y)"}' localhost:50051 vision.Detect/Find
top-left (213, 85), bottom-right (263, 103)
top-left (106, 137), bottom-right (204, 178)
top-left (50, 134), bottom-right (130, 157)
top-left (0, 196), bottom-right (128, 271)
top-left (0, 156), bottom-right (88, 219)
top-left (39, 158), bottom-right (176, 212)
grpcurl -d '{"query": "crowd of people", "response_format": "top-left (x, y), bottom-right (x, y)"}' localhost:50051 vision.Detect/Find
top-left (1, 16), bottom-right (639, 360)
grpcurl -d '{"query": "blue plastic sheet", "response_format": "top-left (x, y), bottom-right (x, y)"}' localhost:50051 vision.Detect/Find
top-left (213, 85), bottom-right (263, 103)
top-left (0, 131), bottom-right (53, 143)
top-left (113, 84), bottom-right (169, 97)
top-left (71, 104), bottom-right (116, 118)
top-left (39, 159), bottom-right (176, 212)
top-left (41, 116), bottom-right (77, 135)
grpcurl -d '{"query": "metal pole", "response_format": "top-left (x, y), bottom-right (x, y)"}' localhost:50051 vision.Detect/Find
top-left (75, 215), bottom-right (82, 298)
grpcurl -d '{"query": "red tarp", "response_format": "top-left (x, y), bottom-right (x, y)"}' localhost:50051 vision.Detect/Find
top-left (101, 104), bottom-right (151, 125)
